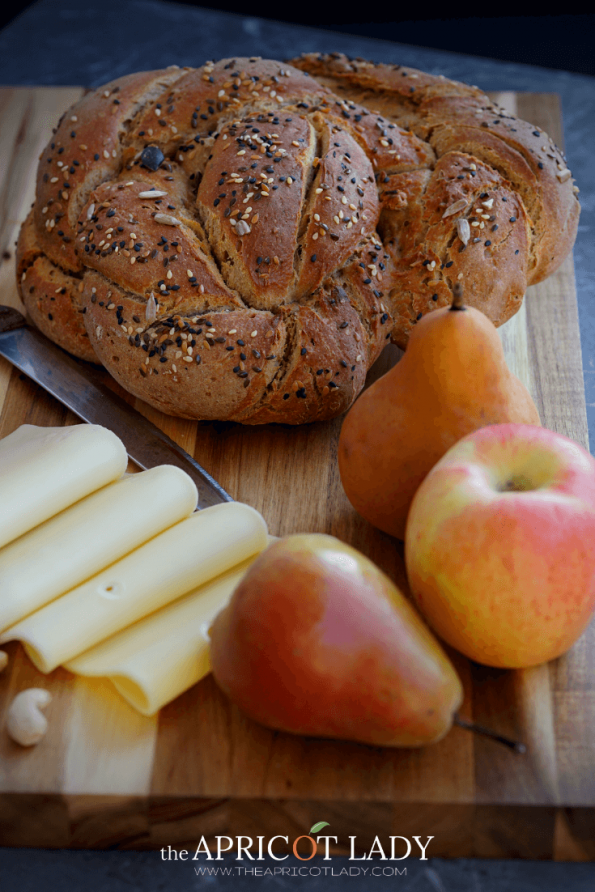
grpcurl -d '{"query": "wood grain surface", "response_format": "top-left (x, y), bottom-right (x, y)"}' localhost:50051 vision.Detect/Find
top-left (0, 87), bottom-right (593, 861)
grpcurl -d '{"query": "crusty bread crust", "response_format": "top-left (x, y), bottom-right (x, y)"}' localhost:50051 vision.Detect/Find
top-left (17, 54), bottom-right (579, 422)
top-left (291, 54), bottom-right (579, 283)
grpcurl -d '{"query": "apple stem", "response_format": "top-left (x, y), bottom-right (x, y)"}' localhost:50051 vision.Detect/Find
top-left (454, 714), bottom-right (527, 754)
top-left (450, 283), bottom-right (466, 312)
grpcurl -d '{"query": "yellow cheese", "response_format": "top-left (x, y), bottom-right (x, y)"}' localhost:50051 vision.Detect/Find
top-left (0, 502), bottom-right (268, 672)
top-left (0, 424), bottom-right (127, 549)
top-left (0, 466), bottom-right (198, 633)
top-left (65, 556), bottom-right (257, 715)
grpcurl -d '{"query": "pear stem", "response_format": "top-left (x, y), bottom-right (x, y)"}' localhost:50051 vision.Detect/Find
top-left (450, 283), bottom-right (466, 311)
top-left (454, 714), bottom-right (527, 754)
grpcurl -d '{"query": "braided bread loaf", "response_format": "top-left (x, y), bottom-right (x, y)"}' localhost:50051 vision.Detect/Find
top-left (17, 55), bottom-right (578, 424)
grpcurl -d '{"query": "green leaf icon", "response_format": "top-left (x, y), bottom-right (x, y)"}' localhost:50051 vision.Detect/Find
top-left (310, 821), bottom-right (330, 835)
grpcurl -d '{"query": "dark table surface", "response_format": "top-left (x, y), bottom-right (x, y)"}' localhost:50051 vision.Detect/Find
top-left (0, 2), bottom-right (594, 889)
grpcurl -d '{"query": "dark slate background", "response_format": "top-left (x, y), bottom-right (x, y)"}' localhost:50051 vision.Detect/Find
top-left (0, 2), bottom-right (594, 889)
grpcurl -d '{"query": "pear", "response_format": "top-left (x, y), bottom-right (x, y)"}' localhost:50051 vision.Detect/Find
top-left (338, 290), bottom-right (540, 539)
top-left (209, 534), bottom-right (463, 748)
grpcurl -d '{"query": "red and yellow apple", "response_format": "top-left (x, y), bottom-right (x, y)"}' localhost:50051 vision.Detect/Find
top-left (405, 423), bottom-right (595, 668)
top-left (209, 534), bottom-right (463, 747)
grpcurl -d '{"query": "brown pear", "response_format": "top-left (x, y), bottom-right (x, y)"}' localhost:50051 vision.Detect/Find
top-left (338, 291), bottom-right (541, 539)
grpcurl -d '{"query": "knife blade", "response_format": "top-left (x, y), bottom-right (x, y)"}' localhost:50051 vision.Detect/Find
top-left (0, 306), bottom-right (232, 509)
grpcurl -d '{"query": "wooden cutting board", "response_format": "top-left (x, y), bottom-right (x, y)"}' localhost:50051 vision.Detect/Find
top-left (0, 87), bottom-right (592, 862)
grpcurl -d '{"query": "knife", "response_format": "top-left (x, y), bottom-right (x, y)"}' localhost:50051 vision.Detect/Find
top-left (0, 305), bottom-right (232, 509)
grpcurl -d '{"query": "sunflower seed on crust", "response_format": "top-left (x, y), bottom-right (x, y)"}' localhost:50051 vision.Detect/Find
top-left (442, 198), bottom-right (469, 219)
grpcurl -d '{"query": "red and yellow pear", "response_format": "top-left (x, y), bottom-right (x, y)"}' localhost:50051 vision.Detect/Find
top-left (209, 534), bottom-right (463, 748)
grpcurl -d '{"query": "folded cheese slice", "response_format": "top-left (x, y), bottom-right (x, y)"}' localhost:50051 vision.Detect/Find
top-left (1, 502), bottom-right (267, 673)
top-left (0, 466), bottom-right (198, 633)
top-left (0, 424), bottom-right (128, 549)
top-left (65, 556), bottom-right (257, 715)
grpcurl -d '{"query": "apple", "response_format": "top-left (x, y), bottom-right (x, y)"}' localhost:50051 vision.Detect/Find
top-left (209, 534), bottom-right (463, 748)
top-left (405, 423), bottom-right (595, 668)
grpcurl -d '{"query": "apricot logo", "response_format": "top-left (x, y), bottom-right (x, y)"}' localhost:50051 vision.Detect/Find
top-left (161, 825), bottom-right (433, 863)
top-left (292, 822), bottom-right (331, 860)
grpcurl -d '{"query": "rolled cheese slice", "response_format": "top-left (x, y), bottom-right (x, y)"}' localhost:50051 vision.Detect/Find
top-left (65, 556), bottom-right (258, 715)
top-left (0, 424), bottom-right (128, 549)
top-left (0, 466), bottom-right (198, 633)
top-left (1, 502), bottom-right (267, 672)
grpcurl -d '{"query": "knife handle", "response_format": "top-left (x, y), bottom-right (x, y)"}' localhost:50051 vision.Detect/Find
top-left (0, 305), bottom-right (27, 332)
